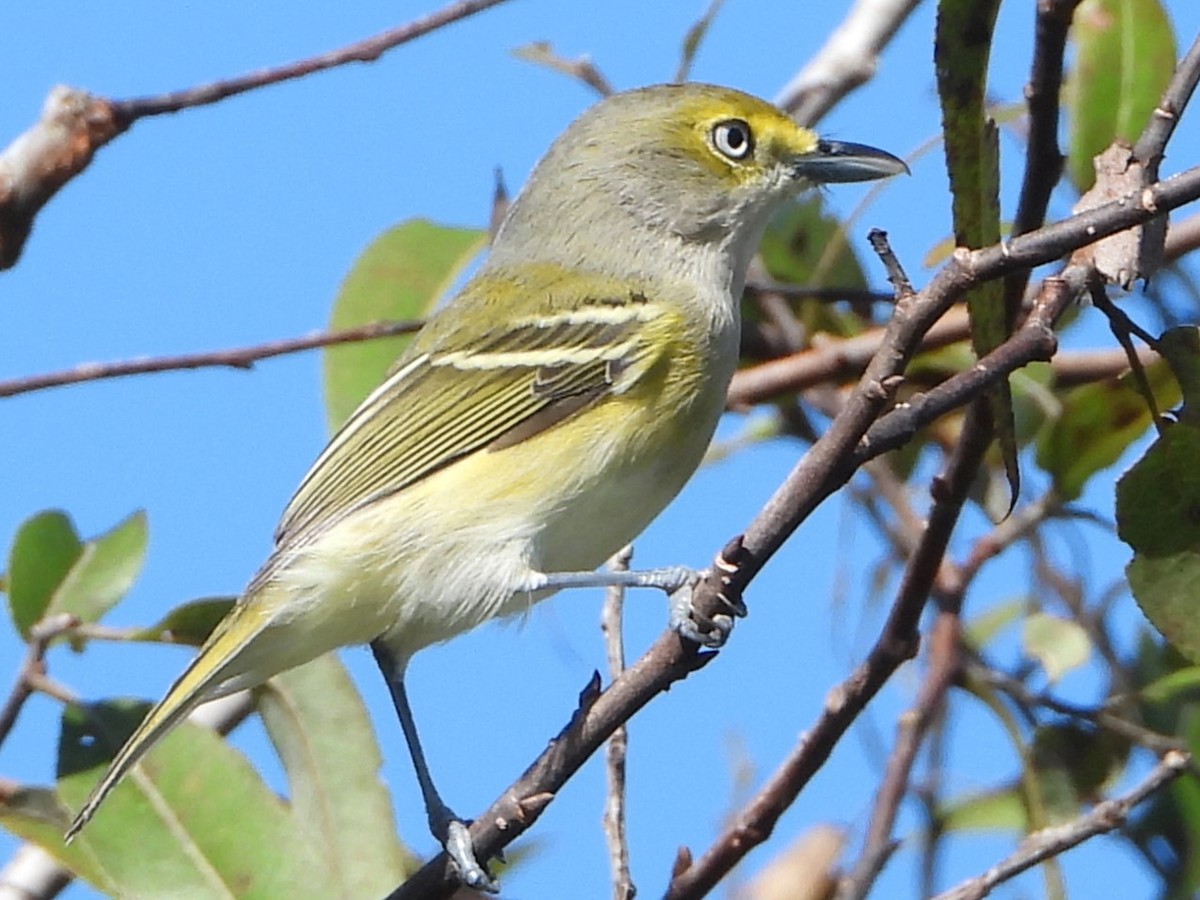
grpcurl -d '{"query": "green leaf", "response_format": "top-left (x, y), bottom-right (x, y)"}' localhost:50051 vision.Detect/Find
top-left (44, 510), bottom-right (148, 632)
top-left (936, 0), bottom-right (1018, 510)
top-left (1127, 553), bottom-right (1200, 662)
top-left (1031, 722), bottom-right (1126, 814)
top-left (323, 219), bottom-right (486, 432)
top-left (759, 195), bottom-right (869, 291)
top-left (939, 785), bottom-right (1027, 833)
top-left (1066, 0), bottom-right (1177, 191)
top-left (1023, 612), bottom-right (1092, 684)
top-left (1137, 664), bottom-right (1200, 705)
top-left (6, 510), bottom-right (82, 639)
top-left (1160, 325), bottom-right (1200, 423)
top-left (1117, 422), bottom-right (1200, 660)
top-left (1036, 356), bottom-right (1179, 500)
top-left (1117, 422), bottom-right (1200, 557)
top-left (0, 783), bottom-right (119, 895)
top-left (257, 654), bottom-right (415, 895)
top-left (56, 700), bottom-right (340, 899)
top-left (963, 598), bottom-right (1025, 649)
top-left (132, 596), bottom-right (237, 646)
top-left (4, 510), bottom-right (148, 642)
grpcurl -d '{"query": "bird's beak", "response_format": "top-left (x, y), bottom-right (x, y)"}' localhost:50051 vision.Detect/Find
top-left (793, 140), bottom-right (909, 183)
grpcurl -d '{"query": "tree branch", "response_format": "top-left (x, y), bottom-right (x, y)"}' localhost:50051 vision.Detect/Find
top-left (932, 751), bottom-right (1191, 900)
top-left (774, 0), bottom-right (923, 125)
top-left (388, 160), bottom-right (1200, 897)
top-left (0, 319), bottom-right (421, 399)
top-left (0, 0), bottom-right (512, 269)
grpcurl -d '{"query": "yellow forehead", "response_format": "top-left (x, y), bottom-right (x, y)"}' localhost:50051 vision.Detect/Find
top-left (670, 86), bottom-right (819, 177)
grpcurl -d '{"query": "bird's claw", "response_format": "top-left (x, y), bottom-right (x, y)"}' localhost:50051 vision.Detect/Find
top-left (444, 819), bottom-right (498, 893)
top-left (667, 571), bottom-right (737, 648)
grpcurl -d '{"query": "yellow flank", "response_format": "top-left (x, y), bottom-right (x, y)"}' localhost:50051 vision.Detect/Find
top-left (65, 82), bottom-right (904, 846)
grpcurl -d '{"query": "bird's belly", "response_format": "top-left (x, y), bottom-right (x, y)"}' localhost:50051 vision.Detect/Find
top-left (282, 357), bottom-right (727, 659)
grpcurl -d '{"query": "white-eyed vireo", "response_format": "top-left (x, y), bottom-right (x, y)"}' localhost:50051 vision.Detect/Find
top-left (66, 83), bottom-right (904, 890)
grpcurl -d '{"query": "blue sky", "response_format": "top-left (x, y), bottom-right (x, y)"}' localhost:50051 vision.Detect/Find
top-left (4, 2), bottom-right (1200, 898)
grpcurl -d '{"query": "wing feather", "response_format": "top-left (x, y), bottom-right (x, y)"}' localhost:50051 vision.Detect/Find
top-left (274, 298), bottom-right (652, 549)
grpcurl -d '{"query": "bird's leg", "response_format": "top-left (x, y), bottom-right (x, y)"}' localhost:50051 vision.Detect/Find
top-left (533, 566), bottom-right (742, 648)
top-left (370, 641), bottom-right (498, 894)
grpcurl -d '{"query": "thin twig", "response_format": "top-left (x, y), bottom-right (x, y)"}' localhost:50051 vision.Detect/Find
top-left (837, 613), bottom-right (962, 900)
top-left (1087, 282), bottom-right (1165, 433)
top-left (0, 0), bottom-right (513, 269)
top-left (932, 750), bottom-right (1191, 900)
top-left (1133, 32), bottom-right (1200, 173)
top-left (974, 665), bottom-right (1185, 756)
top-left (1011, 0), bottom-right (1079, 242)
top-left (1002, 0), bottom-right (1081, 328)
top-left (512, 43), bottom-right (614, 97)
top-left (601, 547), bottom-right (637, 900)
top-left (0, 615), bottom-right (78, 749)
top-left (674, 0), bottom-right (726, 85)
top-left (116, 0), bottom-right (513, 119)
top-left (0, 319), bottom-right (422, 399)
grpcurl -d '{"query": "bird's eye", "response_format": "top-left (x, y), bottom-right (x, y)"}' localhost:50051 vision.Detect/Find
top-left (711, 119), bottom-right (753, 160)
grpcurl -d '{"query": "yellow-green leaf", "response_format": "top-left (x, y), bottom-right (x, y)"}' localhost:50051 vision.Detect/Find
top-left (1117, 422), bottom-right (1200, 661)
top-left (5, 510), bottom-right (81, 639)
top-left (56, 700), bottom-right (340, 899)
top-left (5, 510), bottom-right (147, 641)
top-left (936, 0), bottom-right (1018, 509)
top-left (257, 655), bottom-right (416, 895)
top-left (1066, 0), bottom-right (1176, 191)
top-left (44, 511), bottom-right (148, 634)
top-left (1023, 612), bottom-right (1092, 683)
top-left (132, 596), bottom-right (236, 646)
top-left (1036, 356), bottom-right (1179, 500)
top-left (324, 219), bottom-right (486, 432)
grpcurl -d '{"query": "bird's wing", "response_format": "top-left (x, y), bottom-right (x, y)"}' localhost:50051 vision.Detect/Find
top-left (274, 282), bottom-right (659, 550)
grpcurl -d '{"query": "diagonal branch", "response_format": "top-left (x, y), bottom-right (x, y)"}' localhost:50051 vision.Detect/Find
top-left (774, 0), bottom-right (923, 126)
top-left (383, 159), bottom-right (1200, 896)
top-left (932, 750), bottom-right (1191, 900)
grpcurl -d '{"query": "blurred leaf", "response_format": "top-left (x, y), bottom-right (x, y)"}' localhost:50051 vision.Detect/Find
top-left (1031, 722), bottom-right (1125, 815)
top-left (257, 654), bottom-right (415, 895)
top-left (132, 597), bottom-right (236, 646)
top-left (1160, 326), bottom-right (1200, 422)
top-left (936, 0), bottom-right (1018, 510)
top-left (1037, 356), bottom-right (1179, 500)
top-left (5, 510), bottom-right (82, 639)
top-left (964, 597), bottom-right (1025, 649)
top-left (56, 701), bottom-right (341, 899)
top-left (1138, 665), bottom-right (1200, 705)
top-left (1066, 0), bottom-right (1176, 191)
top-left (1117, 422), bottom-right (1200, 660)
top-left (44, 511), bottom-right (148, 636)
top-left (760, 195), bottom-right (868, 290)
top-left (939, 785), bottom-right (1027, 833)
top-left (323, 219), bottom-right (486, 432)
top-left (0, 782), bottom-right (118, 894)
top-left (1023, 613), bottom-right (1092, 683)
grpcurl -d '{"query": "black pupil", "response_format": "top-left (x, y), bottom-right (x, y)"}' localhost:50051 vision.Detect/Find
top-left (725, 125), bottom-right (745, 150)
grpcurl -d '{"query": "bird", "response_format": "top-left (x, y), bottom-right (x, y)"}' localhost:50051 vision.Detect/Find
top-left (64, 82), bottom-right (905, 891)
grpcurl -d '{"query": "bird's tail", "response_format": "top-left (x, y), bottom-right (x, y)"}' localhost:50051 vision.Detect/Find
top-left (64, 593), bottom-right (273, 842)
